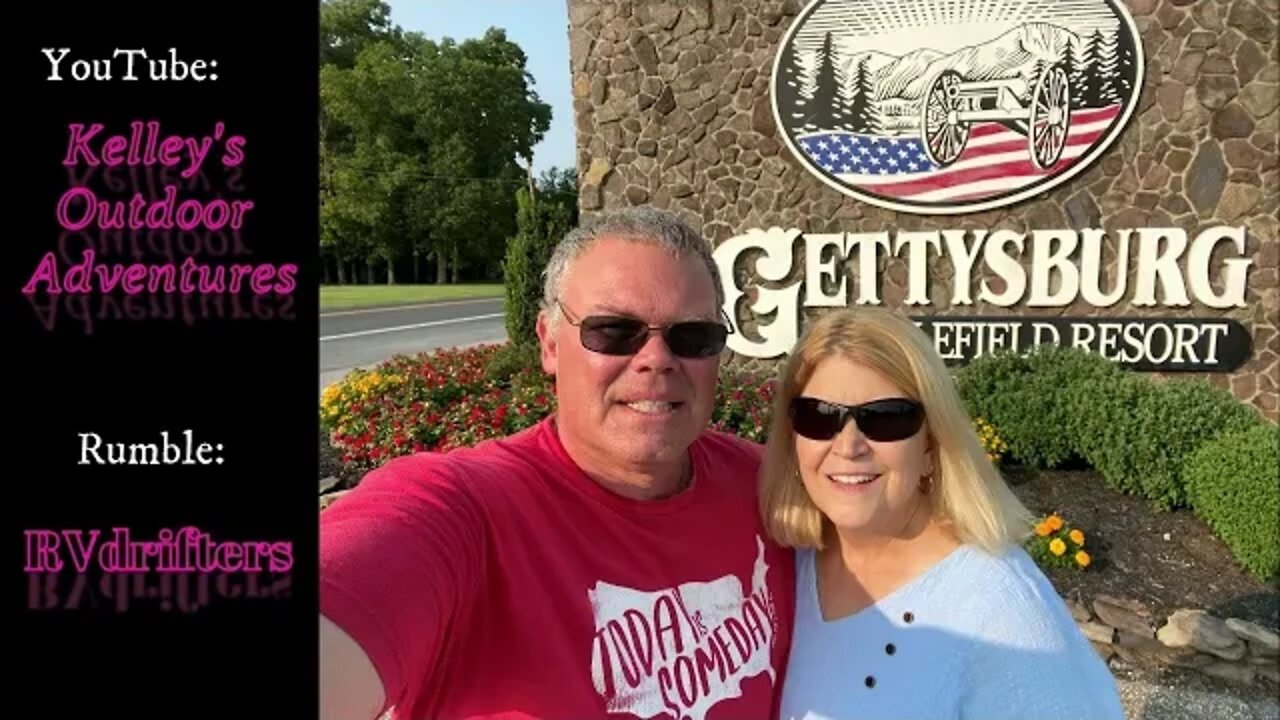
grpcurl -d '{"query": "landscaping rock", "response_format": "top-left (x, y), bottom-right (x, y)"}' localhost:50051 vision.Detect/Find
top-left (1200, 661), bottom-right (1256, 686)
top-left (1159, 609), bottom-right (1249, 661)
top-left (1094, 595), bottom-right (1155, 637)
top-left (1227, 618), bottom-right (1279, 656)
top-left (319, 476), bottom-right (340, 494)
top-left (1166, 651), bottom-right (1216, 671)
top-left (1081, 621), bottom-right (1117, 645)
top-left (1091, 641), bottom-right (1116, 663)
top-left (1115, 630), bottom-right (1206, 667)
top-left (1258, 663), bottom-right (1279, 685)
top-left (1251, 643), bottom-right (1280, 660)
top-left (1066, 597), bottom-right (1092, 623)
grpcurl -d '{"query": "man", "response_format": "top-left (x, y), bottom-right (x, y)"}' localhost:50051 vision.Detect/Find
top-left (319, 207), bottom-right (795, 720)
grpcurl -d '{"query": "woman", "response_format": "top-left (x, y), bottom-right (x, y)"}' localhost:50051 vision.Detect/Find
top-left (761, 307), bottom-right (1123, 720)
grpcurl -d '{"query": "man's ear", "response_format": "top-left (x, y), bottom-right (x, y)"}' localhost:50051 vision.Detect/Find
top-left (536, 309), bottom-right (558, 376)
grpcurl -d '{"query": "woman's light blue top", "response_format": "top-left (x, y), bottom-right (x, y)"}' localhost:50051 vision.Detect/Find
top-left (779, 543), bottom-right (1125, 720)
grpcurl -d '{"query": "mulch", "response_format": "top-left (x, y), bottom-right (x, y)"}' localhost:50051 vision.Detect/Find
top-left (1004, 465), bottom-right (1278, 630)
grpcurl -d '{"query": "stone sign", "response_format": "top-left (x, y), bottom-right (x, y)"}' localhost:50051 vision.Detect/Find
top-left (567, 0), bottom-right (1278, 420)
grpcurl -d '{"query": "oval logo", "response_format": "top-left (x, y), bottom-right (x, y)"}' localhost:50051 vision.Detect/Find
top-left (771, 0), bottom-right (1145, 215)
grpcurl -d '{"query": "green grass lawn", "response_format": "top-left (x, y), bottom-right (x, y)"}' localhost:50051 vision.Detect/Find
top-left (320, 284), bottom-right (505, 310)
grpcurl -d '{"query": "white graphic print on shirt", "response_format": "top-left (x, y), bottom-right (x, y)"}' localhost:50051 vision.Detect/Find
top-left (588, 536), bottom-right (778, 720)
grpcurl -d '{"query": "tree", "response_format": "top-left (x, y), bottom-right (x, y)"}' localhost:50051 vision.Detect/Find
top-left (1062, 38), bottom-right (1087, 110)
top-left (1114, 28), bottom-right (1138, 100)
top-left (1079, 28), bottom-right (1106, 108)
top-left (777, 40), bottom-right (807, 126)
top-left (804, 32), bottom-right (845, 132)
top-left (846, 57), bottom-right (879, 134)
top-left (319, 3), bottom-right (552, 285)
top-left (503, 168), bottom-right (578, 347)
top-left (1095, 28), bottom-right (1122, 105)
top-left (321, 0), bottom-right (401, 70)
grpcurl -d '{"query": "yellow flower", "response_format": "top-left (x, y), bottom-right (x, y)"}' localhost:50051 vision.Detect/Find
top-left (1035, 522), bottom-right (1052, 537)
top-left (1075, 550), bottom-right (1091, 568)
top-left (1049, 538), bottom-right (1066, 556)
top-left (1046, 515), bottom-right (1064, 531)
top-left (1069, 529), bottom-right (1085, 546)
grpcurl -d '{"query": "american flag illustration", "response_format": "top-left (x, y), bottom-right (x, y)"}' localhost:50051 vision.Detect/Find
top-left (796, 104), bottom-right (1121, 204)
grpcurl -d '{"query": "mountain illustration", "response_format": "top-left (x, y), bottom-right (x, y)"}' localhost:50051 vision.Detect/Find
top-left (872, 47), bottom-right (947, 99)
top-left (894, 22), bottom-right (1080, 100)
top-left (832, 46), bottom-right (900, 84)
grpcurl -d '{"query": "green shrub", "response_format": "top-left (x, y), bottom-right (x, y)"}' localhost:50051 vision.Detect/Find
top-left (1077, 376), bottom-right (1261, 509)
top-left (1072, 372), bottom-right (1151, 497)
top-left (1183, 422), bottom-right (1280, 583)
top-left (1137, 380), bottom-right (1261, 508)
top-left (503, 186), bottom-right (573, 347)
top-left (956, 346), bottom-right (1122, 468)
top-left (485, 341), bottom-right (542, 383)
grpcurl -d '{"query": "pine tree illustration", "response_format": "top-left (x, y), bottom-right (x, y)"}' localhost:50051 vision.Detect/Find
top-left (847, 57), bottom-right (880, 134)
top-left (1026, 59), bottom-right (1046, 105)
top-left (808, 32), bottom-right (845, 132)
top-left (1114, 28), bottom-right (1138, 99)
top-left (1079, 29), bottom-right (1104, 108)
top-left (777, 40), bottom-right (807, 127)
top-left (1062, 38), bottom-right (1086, 110)
top-left (1095, 27), bottom-right (1121, 105)
top-left (835, 57), bottom-right (855, 131)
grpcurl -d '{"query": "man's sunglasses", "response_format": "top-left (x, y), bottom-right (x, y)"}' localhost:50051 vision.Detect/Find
top-left (556, 300), bottom-right (732, 358)
top-left (789, 396), bottom-right (925, 442)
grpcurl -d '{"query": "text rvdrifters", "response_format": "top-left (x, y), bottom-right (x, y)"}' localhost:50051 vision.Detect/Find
top-left (27, 571), bottom-right (290, 615)
top-left (24, 527), bottom-right (294, 574)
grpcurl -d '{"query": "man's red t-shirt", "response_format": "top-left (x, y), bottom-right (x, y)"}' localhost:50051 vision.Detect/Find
top-left (320, 416), bottom-right (796, 720)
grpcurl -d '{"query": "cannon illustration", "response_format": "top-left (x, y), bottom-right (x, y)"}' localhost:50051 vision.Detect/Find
top-left (919, 64), bottom-right (1071, 170)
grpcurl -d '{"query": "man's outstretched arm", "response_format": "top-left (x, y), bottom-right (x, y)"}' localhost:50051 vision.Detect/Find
top-left (320, 613), bottom-right (386, 720)
top-left (318, 453), bottom-right (488, 720)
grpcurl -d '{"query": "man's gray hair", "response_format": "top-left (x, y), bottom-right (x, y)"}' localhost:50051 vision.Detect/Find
top-left (541, 207), bottom-right (726, 325)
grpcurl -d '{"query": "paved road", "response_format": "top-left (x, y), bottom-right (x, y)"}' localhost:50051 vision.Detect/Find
top-left (320, 298), bottom-right (507, 391)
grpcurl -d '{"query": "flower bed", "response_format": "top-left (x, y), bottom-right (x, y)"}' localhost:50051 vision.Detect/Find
top-left (320, 343), bottom-right (1013, 472)
top-left (321, 345), bottom-right (554, 471)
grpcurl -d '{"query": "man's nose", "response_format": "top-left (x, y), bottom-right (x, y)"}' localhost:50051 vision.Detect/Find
top-left (631, 329), bottom-right (678, 371)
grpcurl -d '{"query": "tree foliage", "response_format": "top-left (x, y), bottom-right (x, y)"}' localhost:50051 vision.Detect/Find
top-left (319, 0), bottom-right (552, 284)
top-left (503, 169), bottom-right (579, 347)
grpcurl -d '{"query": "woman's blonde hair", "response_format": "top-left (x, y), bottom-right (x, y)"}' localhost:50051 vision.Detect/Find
top-left (759, 306), bottom-right (1033, 553)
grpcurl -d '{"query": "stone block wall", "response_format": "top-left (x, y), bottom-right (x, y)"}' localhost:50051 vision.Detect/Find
top-left (567, 0), bottom-right (1278, 421)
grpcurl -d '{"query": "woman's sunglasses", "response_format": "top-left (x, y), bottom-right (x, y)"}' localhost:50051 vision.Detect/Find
top-left (556, 300), bottom-right (732, 359)
top-left (789, 396), bottom-right (925, 442)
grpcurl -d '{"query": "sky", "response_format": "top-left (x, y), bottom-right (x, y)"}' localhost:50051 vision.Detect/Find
top-left (386, 0), bottom-right (576, 177)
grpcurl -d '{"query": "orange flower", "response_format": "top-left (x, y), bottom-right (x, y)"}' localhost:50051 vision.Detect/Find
top-left (1075, 550), bottom-right (1091, 568)
top-left (1046, 514), bottom-right (1064, 531)
top-left (1035, 522), bottom-right (1052, 537)
top-left (1049, 538), bottom-right (1067, 556)
top-left (1069, 529), bottom-right (1085, 546)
